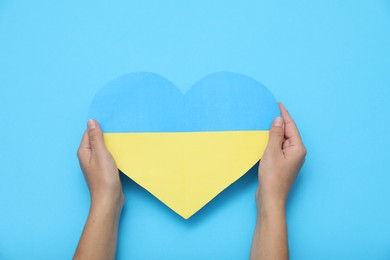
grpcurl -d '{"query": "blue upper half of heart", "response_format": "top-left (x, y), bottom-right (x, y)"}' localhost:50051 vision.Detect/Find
top-left (88, 72), bottom-right (279, 132)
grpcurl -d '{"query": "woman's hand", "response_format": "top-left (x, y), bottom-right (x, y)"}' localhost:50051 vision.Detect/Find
top-left (74, 120), bottom-right (124, 260)
top-left (256, 103), bottom-right (306, 211)
top-left (251, 103), bottom-right (306, 260)
top-left (77, 120), bottom-right (124, 212)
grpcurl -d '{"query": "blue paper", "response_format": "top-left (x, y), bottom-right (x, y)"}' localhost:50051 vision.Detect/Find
top-left (88, 72), bottom-right (279, 133)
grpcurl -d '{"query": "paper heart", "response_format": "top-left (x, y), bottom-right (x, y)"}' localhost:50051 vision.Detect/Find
top-left (88, 72), bottom-right (279, 219)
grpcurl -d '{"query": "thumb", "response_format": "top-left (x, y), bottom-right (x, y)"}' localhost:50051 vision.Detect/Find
top-left (266, 117), bottom-right (285, 154)
top-left (87, 119), bottom-right (106, 155)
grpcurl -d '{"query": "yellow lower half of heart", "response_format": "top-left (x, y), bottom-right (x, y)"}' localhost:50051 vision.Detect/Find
top-left (103, 131), bottom-right (269, 219)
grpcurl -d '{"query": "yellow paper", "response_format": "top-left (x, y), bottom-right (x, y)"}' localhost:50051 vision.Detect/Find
top-left (104, 130), bottom-right (269, 219)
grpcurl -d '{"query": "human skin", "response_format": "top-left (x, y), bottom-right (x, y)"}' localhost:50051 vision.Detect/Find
top-left (250, 103), bottom-right (307, 260)
top-left (73, 103), bottom-right (305, 259)
top-left (74, 120), bottom-right (124, 260)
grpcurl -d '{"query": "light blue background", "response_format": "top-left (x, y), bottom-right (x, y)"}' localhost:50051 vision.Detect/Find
top-left (1, 0), bottom-right (389, 259)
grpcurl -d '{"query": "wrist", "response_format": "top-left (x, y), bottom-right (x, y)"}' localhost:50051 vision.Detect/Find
top-left (90, 200), bottom-right (123, 219)
top-left (91, 192), bottom-right (124, 216)
top-left (257, 197), bottom-right (286, 219)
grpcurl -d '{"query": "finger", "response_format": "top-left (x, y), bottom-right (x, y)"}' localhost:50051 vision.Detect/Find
top-left (266, 116), bottom-right (285, 154)
top-left (87, 119), bottom-right (107, 156)
top-left (278, 102), bottom-right (303, 145)
top-left (77, 130), bottom-right (91, 160)
top-left (79, 130), bottom-right (90, 150)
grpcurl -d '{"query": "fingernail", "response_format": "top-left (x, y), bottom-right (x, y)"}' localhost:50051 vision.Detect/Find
top-left (273, 117), bottom-right (283, 127)
top-left (87, 119), bottom-right (96, 129)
